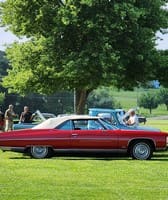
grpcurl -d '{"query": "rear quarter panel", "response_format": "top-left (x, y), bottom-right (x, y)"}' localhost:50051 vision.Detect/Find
top-left (0, 129), bottom-right (71, 148)
top-left (117, 129), bottom-right (167, 149)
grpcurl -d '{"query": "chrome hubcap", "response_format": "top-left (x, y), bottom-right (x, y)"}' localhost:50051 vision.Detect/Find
top-left (31, 146), bottom-right (48, 158)
top-left (134, 143), bottom-right (149, 159)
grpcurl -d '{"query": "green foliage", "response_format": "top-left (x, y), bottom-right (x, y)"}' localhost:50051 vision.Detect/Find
top-left (138, 91), bottom-right (159, 114)
top-left (158, 88), bottom-right (168, 110)
top-left (0, 0), bottom-right (168, 113)
top-left (154, 50), bottom-right (168, 87)
top-left (0, 92), bottom-right (5, 105)
top-left (0, 51), bottom-right (9, 97)
top-left (2, 92), bottom-right (74, 115)
top-left (89, 87), bottom-right (168, 117)
top-left (87, 87), bottom-right (121, 108)
top-left (0, 51), bottom-right (9, 77)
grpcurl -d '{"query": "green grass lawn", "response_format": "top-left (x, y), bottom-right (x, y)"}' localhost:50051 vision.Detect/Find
top-left (0, 119), bottom-right (168, 200)
top-left (0, 151), bottom-right (168, 200)
top-left (110, 89), bottom-right (168, 117)
top-left (145, 119), bottom-right (168, 132)
top-left (0, 152), bottom-right (168, 200)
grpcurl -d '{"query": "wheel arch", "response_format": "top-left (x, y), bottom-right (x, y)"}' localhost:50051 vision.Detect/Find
top-left (127, 138), bottom-right (156, 154)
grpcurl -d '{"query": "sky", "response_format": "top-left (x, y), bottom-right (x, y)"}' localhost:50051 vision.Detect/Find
top-left (0, 27), bottom-right (26, 51)
top-left (0, 27), bottom-right (167, 51)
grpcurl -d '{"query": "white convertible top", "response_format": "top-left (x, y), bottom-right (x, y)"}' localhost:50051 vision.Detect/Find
top-left (32, 115), bottom-right (99, 129)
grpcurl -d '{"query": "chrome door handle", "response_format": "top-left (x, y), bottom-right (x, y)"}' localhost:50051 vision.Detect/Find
top-left (72, 133), bottom-right (78, 136)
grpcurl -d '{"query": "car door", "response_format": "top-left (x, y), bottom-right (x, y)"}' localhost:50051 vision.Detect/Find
top-left (49, 129), bottom-right (71, 148)
top-left (48, 120), bottom-right (72, 148)
top-left (70, 119), bottom-right (118, 149)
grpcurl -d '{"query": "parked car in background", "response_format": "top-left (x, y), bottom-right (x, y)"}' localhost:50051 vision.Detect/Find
top-left (137, 114), bottom-right (147, 124)
top-left (0, 115), bottom-right (167, 160)
top-left (13, 110), bottom-right (56, 130)
top-left (41, 113), bottom-right (56, 119)
top-left (89, 108), bottom-right (149, 130)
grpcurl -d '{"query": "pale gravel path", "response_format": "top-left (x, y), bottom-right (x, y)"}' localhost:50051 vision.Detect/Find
top-left (148, 115), bottom-right (168, 120)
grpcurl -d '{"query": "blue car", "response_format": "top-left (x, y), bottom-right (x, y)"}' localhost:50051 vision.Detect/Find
top-left (89, 108), bottom-right (157, 131)
top-left (13, 110), bottom-right (56, 130)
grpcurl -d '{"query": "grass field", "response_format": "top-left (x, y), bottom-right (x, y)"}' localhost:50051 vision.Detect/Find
top-left (110, 88), bottom-right (168, 117)
top-left (146, 119), bottom-right (168, 132)
top-left (0, 151), bottom-right (168, 200)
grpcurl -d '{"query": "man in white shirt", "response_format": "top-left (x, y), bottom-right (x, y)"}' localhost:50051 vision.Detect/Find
top-left (126, 109), bottom-right (139, 126)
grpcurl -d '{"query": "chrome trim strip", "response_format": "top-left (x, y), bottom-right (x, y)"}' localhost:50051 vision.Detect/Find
top-left (0, 146), bottom-right (127, 153)
top-left (0, 137), bottom-right (116, 141)
top-left (52, 148), bottom-right (127, 153)
top-left (0, 138), bottom-right (70, 141)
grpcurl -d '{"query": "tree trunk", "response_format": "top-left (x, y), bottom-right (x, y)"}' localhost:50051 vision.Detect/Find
top-left (75, 89), bottom-right (91, 114)
top-left (166, 104), bottom-right (168, 111)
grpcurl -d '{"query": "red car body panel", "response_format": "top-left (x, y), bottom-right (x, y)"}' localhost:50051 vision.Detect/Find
top-left (118, 129), bottom-right (167, 150)
top-left (70, 129), bottom-right (119, 149)
top-left (0, 129), bottom-right (71, 149)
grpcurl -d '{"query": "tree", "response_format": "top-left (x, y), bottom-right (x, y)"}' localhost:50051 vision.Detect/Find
top-left (0, 51), bottom-right (8, 107)
top-left (87, 87), bottom-right (121, 109)
top-left (0, 50), bottom-right (9, 92)
top-left (0, 51), bottom-right (9, 76)
top-left (138, 92), bottom-right (159, 114)
top-left (154, 50), bottom-right (168, 88)
top-left (158, 88), bottom-right (168, 110)
top-left (0, 0), bottom-right (168, 113)
top-left (0, 92), bottom-right (5, 107)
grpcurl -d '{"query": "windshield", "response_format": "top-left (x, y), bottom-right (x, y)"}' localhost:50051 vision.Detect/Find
top-left (115, 112), bottom-right (124, 125)
top-left (99, 118), bottom-right (119, 130)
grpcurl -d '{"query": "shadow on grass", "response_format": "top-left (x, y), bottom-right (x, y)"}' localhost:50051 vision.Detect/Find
top-left (8, 151), bottom-right (168, 161)
top-left (154, 153), bottom-right (168, 158)
top-left (151, 152), bottom-right (168, 161)
top-left (8, 152), bottom-right (130, 160)
top-left (53, 152), bottom-right (130, 161)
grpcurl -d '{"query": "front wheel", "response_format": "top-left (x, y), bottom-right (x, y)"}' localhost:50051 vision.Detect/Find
top-left (30, 146), bottom-right (51, 159)
top-left (130, 142), bottom-right (153, 160)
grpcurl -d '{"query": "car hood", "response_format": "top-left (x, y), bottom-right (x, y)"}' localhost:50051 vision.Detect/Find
top-left (125, 125), bottom-right (160, 132)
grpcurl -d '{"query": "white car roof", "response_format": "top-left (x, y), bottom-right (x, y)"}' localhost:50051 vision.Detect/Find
top-left (32, 115), bottom-right (99, 129)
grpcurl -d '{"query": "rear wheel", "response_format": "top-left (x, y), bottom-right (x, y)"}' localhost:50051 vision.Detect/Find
top-left (30, 146), bottom-right (51, 159)
top-left (130, 141), bottom-right (153, 160)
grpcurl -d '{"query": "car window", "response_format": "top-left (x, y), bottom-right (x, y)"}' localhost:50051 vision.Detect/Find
top-left (88, 120), bottom-right (105, 130)
top-left (72, 119), bottom-right (105, 130)
top-left (73, 120), bottom-right (88, 130)
top-left (57, 120), bottom-right (72, 130)
top-left (97, 112), bottom-right (117, 125)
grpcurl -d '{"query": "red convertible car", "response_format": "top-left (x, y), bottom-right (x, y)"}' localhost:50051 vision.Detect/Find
top-left (0, 115), bottom-right (167, 160)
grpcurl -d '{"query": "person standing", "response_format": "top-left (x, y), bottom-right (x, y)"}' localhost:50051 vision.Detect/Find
top-left (5, 104), bottom-right (17, 131)
top-left (19, 106), bottom-right (33, 123)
